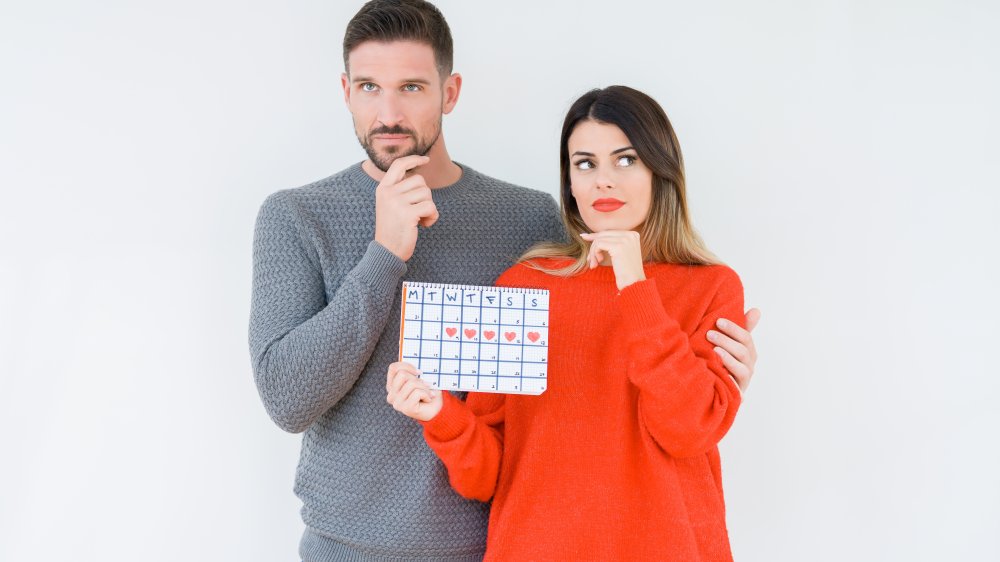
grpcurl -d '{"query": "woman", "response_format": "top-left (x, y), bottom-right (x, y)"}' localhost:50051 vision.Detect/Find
top-left (387, 85), bottom-right (745, 561)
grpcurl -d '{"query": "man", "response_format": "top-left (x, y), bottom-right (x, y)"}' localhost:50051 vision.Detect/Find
top-left (249, 1), bottom-right (759, 560)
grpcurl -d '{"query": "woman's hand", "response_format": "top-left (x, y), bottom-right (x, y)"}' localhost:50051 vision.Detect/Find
top-left (386, 362), bottom-right (443, 421)
top-left (580, 231), bottom-right (646, 290)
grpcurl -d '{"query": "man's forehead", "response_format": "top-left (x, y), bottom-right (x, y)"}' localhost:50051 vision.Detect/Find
top-left (346, 40), bottom-right (439, 81)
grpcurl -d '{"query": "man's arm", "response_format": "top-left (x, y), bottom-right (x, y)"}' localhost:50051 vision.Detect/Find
top-left (249, 190), bottom-right (406, 433)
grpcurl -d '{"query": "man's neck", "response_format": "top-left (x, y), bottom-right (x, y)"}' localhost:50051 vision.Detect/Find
top-left (362, 139), bottom-right (462, 188)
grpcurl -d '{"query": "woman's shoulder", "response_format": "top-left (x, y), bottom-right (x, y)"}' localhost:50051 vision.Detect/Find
top-left (696, 263), bottom-right (742, 286)
top-left (495, 258), bottom-right (573, 287)
top-left (650, 262), bottom-right (743, 295)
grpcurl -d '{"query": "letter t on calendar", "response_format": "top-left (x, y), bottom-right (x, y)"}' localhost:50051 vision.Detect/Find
top-left (397, 281), bottom-right (550, 395)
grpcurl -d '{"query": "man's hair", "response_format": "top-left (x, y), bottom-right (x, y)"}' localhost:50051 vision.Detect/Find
top-left (343, 0), bottom-right (454, 77)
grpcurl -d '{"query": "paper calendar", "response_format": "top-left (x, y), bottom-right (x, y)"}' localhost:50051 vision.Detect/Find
top-left (398, 281), bottom-right (550, 395)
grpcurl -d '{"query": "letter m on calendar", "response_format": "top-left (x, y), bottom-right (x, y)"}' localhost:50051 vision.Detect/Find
top-left (397, 281), bottom-right (550, 395)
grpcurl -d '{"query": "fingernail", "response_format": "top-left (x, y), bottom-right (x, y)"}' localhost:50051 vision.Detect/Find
top-left (707, 330), bottom-right (718, 342)
top-left (717, 318), bottom-right (729, 329)
top-left (714, 347), bottom-right (725, 356)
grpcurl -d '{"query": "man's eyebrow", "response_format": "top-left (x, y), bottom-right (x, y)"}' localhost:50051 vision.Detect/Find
top-left (350, 76), bottom-right (433, 85)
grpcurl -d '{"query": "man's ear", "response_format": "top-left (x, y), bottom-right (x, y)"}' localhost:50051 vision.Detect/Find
top-left (442, 73), bottom-right (462, 115)
top-left (341, 72), bottom-right (351, 107)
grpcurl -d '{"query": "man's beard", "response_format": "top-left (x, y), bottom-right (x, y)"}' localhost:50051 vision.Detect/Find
top-left (357, 119), bottom-right (442, 172)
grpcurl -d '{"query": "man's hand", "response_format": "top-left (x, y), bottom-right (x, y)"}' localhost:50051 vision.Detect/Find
top-left (374, 155), bottom-right (439, 261)
top-left (709, 308), bottom-right (761, 395)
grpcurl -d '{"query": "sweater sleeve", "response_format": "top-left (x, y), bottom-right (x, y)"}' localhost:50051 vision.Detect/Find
top-left (420, 385), bottom-right (507, 502)
top-left (617, 268), bottom-right (745, 458)
top-left (248, 191), bottom-right (406, 433)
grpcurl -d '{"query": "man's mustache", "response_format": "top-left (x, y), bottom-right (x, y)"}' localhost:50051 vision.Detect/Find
top-left (369, 125), bottom-right (415, 136)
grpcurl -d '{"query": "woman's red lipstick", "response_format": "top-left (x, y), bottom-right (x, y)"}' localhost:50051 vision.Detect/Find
top-left (592, 198), bottom-right (625, 212)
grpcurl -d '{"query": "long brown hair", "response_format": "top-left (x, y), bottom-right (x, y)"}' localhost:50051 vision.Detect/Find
top-left (522, 85), bottom-right (718, 275)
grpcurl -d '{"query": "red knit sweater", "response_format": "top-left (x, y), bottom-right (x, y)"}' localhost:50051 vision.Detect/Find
top-left (421, 259), bottom-right (745, 561)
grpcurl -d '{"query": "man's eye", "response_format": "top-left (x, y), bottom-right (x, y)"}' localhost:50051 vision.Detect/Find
top-left (574, 160), bottom-right (594, 170)
top-left (616, 155), bottom-right (636, 167)
top-left (361, 83), bottom-right (378, 92)
top-left (403, 84), bottom-right (421, 92)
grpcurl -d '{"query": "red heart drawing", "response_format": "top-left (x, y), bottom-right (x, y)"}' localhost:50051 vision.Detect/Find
top-left (445, 327), bottom-right (458, 338)
top-left (464, 328), bottom-right (477, 339)
top-left (504, 331), bottom-right (517, 342)
top-left (483, 331), bottom-right (496, 341)
top-left (527, 332), bottom-right (540, 343)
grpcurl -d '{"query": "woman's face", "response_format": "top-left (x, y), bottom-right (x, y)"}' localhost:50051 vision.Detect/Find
top-left (567, 119), bottom-right (653, 234)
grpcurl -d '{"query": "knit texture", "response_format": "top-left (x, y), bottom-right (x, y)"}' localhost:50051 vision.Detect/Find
top-left (249, 163), bottom-right (564, 561)
top-left (422, 259), bottom-right (745, 561)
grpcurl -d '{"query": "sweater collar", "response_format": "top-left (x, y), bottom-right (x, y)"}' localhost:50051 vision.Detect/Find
top-left (349, 161), bottom-right (477, 201)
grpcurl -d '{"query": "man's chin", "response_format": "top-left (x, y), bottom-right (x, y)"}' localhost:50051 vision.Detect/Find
top-left (369, 148), bottom-right (421, 173)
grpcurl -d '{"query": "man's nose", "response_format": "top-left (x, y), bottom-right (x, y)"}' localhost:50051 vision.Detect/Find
top-left (376, 93), bottom-right (405, 127)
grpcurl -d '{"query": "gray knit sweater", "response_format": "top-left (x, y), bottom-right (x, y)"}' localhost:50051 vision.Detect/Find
top-left (249, 162), bottom-right (564, 561)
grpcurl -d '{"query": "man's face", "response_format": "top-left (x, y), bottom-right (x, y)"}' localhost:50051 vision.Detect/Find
top-left (342, 41), bottom-right (455, 172)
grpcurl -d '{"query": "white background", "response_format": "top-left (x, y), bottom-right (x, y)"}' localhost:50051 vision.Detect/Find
top-left (2, 1), bottom-right (998, 560)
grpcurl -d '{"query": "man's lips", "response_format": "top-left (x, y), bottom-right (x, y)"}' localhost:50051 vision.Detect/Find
top-left (373, 134), bottom-right (410, 142)
top-left (592, 198), bottom-right (625, 212)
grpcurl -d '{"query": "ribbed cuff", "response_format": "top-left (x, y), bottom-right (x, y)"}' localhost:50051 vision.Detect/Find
top-left (421, 392), bottom-right (473, 442)
top-left (351, 240), bottom-right (407, 294)
top-left (616, 278), bottom-right (673, 332)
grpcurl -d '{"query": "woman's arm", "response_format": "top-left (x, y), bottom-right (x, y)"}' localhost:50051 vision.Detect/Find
top-left (619, 270), bottom-right (745, 458)
top-left (386, 362), bottom-right (506, 502)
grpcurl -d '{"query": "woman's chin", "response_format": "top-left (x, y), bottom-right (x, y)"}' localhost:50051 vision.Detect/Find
top-left (581, 219), bottom-right (642, 233)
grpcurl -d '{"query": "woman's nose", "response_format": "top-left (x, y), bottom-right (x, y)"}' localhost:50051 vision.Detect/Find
top-left (595, 170), bottom-right (614, 190)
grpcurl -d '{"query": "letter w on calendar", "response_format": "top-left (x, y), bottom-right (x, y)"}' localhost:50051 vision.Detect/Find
top-left (398, 281), bottom-right (549, 395)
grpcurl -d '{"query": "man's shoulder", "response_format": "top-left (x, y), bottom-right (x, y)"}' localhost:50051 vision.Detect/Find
top-left (259, 163), bottom-right (374, 213)
top-left (283, 163), bottom-right (372, 198)
top-left (462, 165), bottom-right (556, 206)
top-left (458, 165), bottom-right (565, 242)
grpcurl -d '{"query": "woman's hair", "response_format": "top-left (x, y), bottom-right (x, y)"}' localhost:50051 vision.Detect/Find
top-left (521, 85), bottom-right (718, 276)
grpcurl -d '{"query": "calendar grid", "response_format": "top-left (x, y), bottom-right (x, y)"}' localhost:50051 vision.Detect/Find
top-left (418, 286), bottom-right (426, 373)
top-left (517, 290), bottom-right (528, 388)
top-left (457, 288), bottom-right (465, 389)
top-left (477, 288), bottom-right (484, 389)
top-left (398, 281), bottom-right (549, 395)
top-left (436, 290), bottom-right (444, 378)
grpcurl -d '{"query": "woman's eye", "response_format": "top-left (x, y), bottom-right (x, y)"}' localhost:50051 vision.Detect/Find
top-left (616, 155), bottom-right (636, 167)
top-left (574, 160), bottom-right (594, 170)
